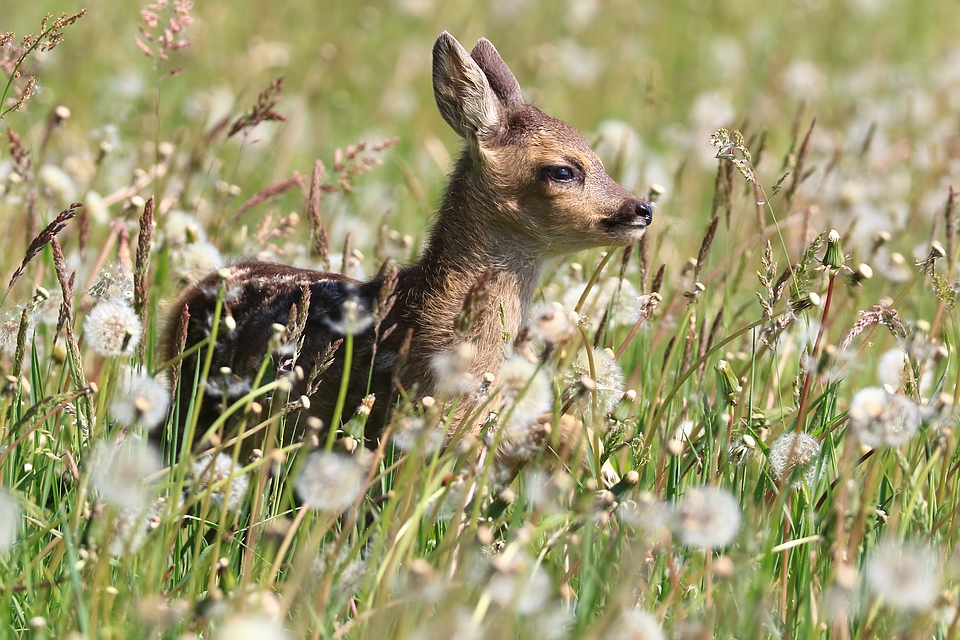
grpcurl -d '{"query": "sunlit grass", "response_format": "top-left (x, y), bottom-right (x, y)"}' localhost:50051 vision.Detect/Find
top-left (2, 1), bottom-right (960, 638)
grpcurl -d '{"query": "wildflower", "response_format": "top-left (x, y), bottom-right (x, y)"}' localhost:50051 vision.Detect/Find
top-left (191, 454), bottom-right (249, 511)
top-left (90, 436), bottom-right (162, 509)
top-left (88, 262), bottom-right (134, 302)
top-left (431, 342), bottom-right (476, 395)
top-left (0, 489), bottom-right (20, 551)
top-left (848, 387), bottom-right (920, 447)
top-left (84, 299), bottom-right (141, 357)
top-left (673, 486), bottom-right (741, 549)
top-left (295, 451), bottom-right (365, 512)
top-left (527, 302), bottom-right (576, 345)
top-left (215, 615), bottom-right (289, 640)
top-left (866, 539), bottom-right (940, 612)
top-left (768, 431), bottom-right (822, 487)
top-left (486, 553), bottom-right (552, 614)
top-left (565, 347), bottom-right (624, 416)
top-left (606, 609), bottom-right (666, 640)
top-left (392, 416), bottom-right (444, 455)
top-left (112, 370), bottom-right (169, 431)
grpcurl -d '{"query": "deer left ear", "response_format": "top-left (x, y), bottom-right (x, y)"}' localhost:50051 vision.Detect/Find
top-left (432, 31), bottom-right (503, 141)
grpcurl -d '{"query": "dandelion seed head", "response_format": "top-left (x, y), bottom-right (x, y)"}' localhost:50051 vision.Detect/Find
top-left (877, 347), bottom-right (931, 396)
top-left (768, 431), bottom-right (822, 487)
top-left (90, 436), bottom-right (162, 509)
top-left (486, 553), bottom-right (552, 614)
top-left (499, 355), bottom-right (552, 430)
top-left (0, 310), bottom-right (30, 358)
top-left (673, 486), bottom-right (741, 549)
top-left (164, 210), bottom-right (206, 248)
top-left (107, 495), bottom-right (173, 556)
top-left (84, 299), bottom-right (141, 357)
top-left (0, 489), bottom-right (21, 551)
top-left (565, 347), bottom-right (624, 416)
top-left (314, 545), bottom-right (368, 600)
top-left (89, 261), bottom-right (134, 302)
top-left (295, 451), bottom-right (365, 512)
top-left (848, 387), bottom-right (920, 447)
top-left (191, 454), bottom-right (249, 511)
top-left (524, 468), bottom-right (573, 512)
top-left (431, 342), bottom-right (476, 395)
top-left (112, 370), bottom-right (169, 431)
top-left (38, 164), bottom-right (77, 205)
top-left (392, 416), bottom-right (444, 455)
top-left (866, 539), bottom-right (940, 612)
top-left (528, 302), bottom-right (576, 344)
top-left (176, 241), bottom-right (224, 282)
top-left (607, 609), bottom-right (666, 640)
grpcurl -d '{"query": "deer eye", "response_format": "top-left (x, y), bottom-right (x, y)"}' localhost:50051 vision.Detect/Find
top-left (542, 165), bottom-right (577, 183)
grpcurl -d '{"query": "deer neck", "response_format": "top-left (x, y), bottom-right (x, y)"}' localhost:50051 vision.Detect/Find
top-left (400, 170), bottom-right (544, 386)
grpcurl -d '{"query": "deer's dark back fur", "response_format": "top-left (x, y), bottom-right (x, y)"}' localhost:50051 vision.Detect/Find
top-left (159, 32), bottom-right (652, 456)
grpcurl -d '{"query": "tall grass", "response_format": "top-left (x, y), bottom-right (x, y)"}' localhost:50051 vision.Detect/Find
top-left (2, 1), bottom-right (960, 638)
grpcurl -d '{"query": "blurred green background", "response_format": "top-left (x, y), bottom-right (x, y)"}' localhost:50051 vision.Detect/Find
top-left (5, 0), bottom-right (960, 254)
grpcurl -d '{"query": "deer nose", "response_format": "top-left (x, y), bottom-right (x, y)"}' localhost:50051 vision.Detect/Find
top-left (619, 198), bottom-right (653, 227)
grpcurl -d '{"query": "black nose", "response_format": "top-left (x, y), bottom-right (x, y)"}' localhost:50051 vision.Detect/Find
top-left (618, 198), bottom-right (653, 227)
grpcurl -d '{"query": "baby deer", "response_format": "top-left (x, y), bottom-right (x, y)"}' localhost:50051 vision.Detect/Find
top-left (160, 32), bottom-right (652, 458)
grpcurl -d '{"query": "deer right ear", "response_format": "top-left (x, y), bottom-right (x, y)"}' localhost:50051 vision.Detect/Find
top-left (432, 31), bottom-right (503, 141)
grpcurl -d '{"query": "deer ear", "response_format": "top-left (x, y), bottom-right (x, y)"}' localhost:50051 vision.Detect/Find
top-left (470, 38), bottom-right (523, 110)
top-left (432, 31), bottom-right (503, 140)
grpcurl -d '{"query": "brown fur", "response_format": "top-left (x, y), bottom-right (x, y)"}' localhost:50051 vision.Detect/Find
top-left (157, 33), bottom-right (652, 457)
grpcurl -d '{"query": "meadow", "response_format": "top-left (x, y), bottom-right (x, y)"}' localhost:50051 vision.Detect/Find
top-left (3, 0), bottom-right (960, 637)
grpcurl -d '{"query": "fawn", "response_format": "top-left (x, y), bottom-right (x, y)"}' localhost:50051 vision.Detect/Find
top-left (159, 32), bottom-right (652, 461)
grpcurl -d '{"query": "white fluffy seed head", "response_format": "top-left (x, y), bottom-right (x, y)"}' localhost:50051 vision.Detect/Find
top-left (848, 387), bottom-right (920, 448)
top-left (768, 431), bottom-right (822, 488)
top-left (0, 489), bottom-right (21, 552)
top-left (84, 299), bottom-right (141, 357)
top-left (295, 451), bottom-right (366, 512)
top-left (673, 486), bottom-right (741, 549)
top-left (866, 539), bottom-right (941, 612)
top-left (89, 436), bottom-right (162, 509)
top-left (111, 370), bottom-right (170, 431)
top-left (606, 609), bottom-right (666, 640)
top-left (498, 355), bottom-right (552, 430)
top-left (191, 454), bottom-right (249, 511)
top-left (528, 302), bottom-right (576, 345)
top-left (431, 342), bottom-right (476, 395)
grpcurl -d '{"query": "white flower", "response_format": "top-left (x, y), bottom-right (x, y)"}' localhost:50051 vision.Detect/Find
top-left (673, 486), bottom-right (741, 549)
top-left (84, 299), bottom-right (141, 357)
top-left (768, 431), bottom-right (822, 488)
top-left (295, 451), bottom-right (366, 512)
top-left (0, 489), bottom-right (21, 551)
top-left (866, 539), bottom-right (940, 612)
top-left (499, 355), bottom-right (552, 430)
top-left (191, 454), bottom-right (249, 511)
top-left (848, 387), bottom-right (920, 447)
top-left (112, 370), bottom-right (170, 431)
top-left (89, 436), bottom-right (162, 509)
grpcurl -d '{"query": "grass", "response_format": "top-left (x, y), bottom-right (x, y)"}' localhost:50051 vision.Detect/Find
top-left (3, 0), bottom-right (960, 638)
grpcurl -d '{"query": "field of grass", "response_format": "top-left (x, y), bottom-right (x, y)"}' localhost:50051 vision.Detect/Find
top-left (3, 0), bottom-right (960, 637)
